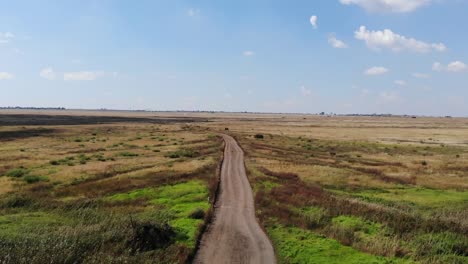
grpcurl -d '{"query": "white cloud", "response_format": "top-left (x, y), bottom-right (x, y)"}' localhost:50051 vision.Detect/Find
top-left (340, 0), bottom-right (430, 13)
top-left (310, 15), bottom-right (318, 29)
top-left (412, 73), bottom-right (430, 79)
top-left (328, 35), bottom-right (348, 49)
top-left (0, 72), bottom-right (14, 80)
top-left (364, 66), bottom-right (389, 76)
top-left (187, 8), bottom-right (200, 17)
top-left (300, 86), bottom-right (312, 96)
top-left (355, 26), bottom-right (446, 53)
top-left (40, 67), bottom-right (56, 80)
top-left (433, 61), bottom-right (467, 72)
top-left (0, 32), bottom-right (14, 43)
top-left (447, 61), bottom-right (467, 72)
top-left (243, 51), bottom-right (255, 56)
top-left (64, 71), bottom-right (103, 81)
top-left (394, 80), bottom-right (407, 86)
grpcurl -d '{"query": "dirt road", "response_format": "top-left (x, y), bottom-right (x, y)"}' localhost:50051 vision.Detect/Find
top-left (194, 135), bottom-right (276, 264)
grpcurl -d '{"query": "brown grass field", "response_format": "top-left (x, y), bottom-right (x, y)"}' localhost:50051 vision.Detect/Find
top-left (0, 109), bottom-right (467, 263)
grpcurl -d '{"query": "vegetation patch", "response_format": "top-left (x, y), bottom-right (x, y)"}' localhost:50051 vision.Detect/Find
top-left (268, 224), bottom-right (411, 264)
top-left (355, 187), bottom-right (468, 208)
top-left (107, 180), bottom-right (209, 247)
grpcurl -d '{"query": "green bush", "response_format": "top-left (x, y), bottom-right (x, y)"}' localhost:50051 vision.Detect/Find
top-left (118, 152), bottom-right (139, 157)
top-left (5, 167), bottom-right (29, 178)
top-left (23, 175), bottom-right (48, 184)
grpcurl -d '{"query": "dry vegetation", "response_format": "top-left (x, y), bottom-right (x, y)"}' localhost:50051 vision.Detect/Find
top-left (0, 110), bottom-right (467, 263)
top-left (0, 112), bottom-right (223, 263)
top-left (221, 115), bottom-right (467, 264)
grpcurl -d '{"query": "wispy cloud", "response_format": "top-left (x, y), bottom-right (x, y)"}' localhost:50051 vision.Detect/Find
top-left (300, 86), bottom-right (312, 96)
top-left (0, 32), bottom-right (14, 44)
top-left (355, 26), bottom-right (446, 53)
top-left (433, 61), bottom-right (467, 72)
top-left (40, 67), bottom-right (57, 80)
top-left (412, 73), bottom-right (430, 79)
top-left (0, 72), bottom-right (14, 80)
top-left (364, 66), bottom-right (389, 76)
top-left (394, 80), bottom-right (407, 86)
top-left (340, 0), bottom-right (430, 13)
top-left (64, 71), bottom-right (104, 81)
top-left (187, 8), bottom-right (200, 17)
top-left (328, 34), bottom-right (348, 49)
top-left (243, 51), bottom-right (255, 56)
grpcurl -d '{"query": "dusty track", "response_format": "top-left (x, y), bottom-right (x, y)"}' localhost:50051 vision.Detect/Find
top-left (194, 135), bottom-right (276, 264)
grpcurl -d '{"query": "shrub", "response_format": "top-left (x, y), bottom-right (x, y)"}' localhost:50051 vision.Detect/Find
top-left (1, 195), bottom-right (33, 208)
top-left (166, 149), bottom-right (197, 159)
top-left (421, 161), bottom-right (428, 166)
top-left (5, 167), bottom-right (28, 178)
top-left (23, 175), bottom-right (48, 184)
top-left (189, 209), bottom-right (205, 219)
top-left (254, 134), bottom-right (264, 139)
top-left (119, 152), bottom-right (139, 157)
top-left (128, 220), bottom-right (176, 252)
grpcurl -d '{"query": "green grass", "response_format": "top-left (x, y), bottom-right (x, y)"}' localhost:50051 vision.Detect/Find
top-left (331, 215), bottom-right (381, 236)
top-left (355, 187), bottom-right (468, 208)
top-left (107, 180), bottom-right (209, 247)
top-left (4, 167), bottom-right (29, 178)
top-left (268, 224), bottom-right (412, 264)
top-left (0, 211), bottom-right (70, 239)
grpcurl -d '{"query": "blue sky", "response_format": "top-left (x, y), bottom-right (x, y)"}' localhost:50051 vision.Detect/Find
top-left (1, 0), bottom-right (467, 116)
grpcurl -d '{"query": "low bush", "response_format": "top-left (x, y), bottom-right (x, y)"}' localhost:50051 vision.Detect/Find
top-left (254, 134), bottom-right (264, 139)
top-left (189, 209), bottom-right (205, 219)
top-left (5, 167), bottom-right (28, 178)
top-left (128, 220), bottom-right (176, 252)
top-left (23, 175), bottom-right (49, 184)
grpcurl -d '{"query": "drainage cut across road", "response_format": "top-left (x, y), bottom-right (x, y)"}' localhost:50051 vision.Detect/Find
top-left (194, 135), bottom-right (276, 264)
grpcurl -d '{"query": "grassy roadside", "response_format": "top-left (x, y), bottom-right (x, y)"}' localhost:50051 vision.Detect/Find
top-left (237, 132), bottom-right (468, 264)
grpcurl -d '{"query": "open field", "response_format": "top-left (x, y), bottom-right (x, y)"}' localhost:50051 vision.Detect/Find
top-left (0, 110), bottom-right (467, 263)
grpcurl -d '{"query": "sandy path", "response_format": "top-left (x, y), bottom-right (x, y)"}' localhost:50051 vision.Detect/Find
top-left (194, 135), bottom-right (276, 264)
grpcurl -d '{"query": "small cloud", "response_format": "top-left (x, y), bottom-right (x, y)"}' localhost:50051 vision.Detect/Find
top-left (433, 61), bottom-right (467, 72)
top-left (187, 8), bottom-right (200, 17)
top-left (328, 34), bottom-right (348, 49)
top-left (432, 62), bottom-right (443, 72)
top-left (412, 73), bottom-right (430, 79)
top-left (364, 66), bottom-right (389, 76)
top-left (0, 72), bottom-right (14, 80)
top-left (0, 32), bottom-right (14, 44)
top-left (394, 80), bottom-right (407, 86)
top-left (447, 61), bottom-right (467, 72)
top-left (224, 93), bottom-right (232, 99)
top-left (300, 86), bottom-right (312, 96)
top-left (310, 15), bottom-right (318, 29)
top-left (243, 51), bottom-right (255, 56)
top-left (64, 71), bottom-right (103, 81)
top-left (247, 89), bottom-right (254, 95)
top-left (40, 67), bottom-right (56, 80)
top-left (355, 26), bottom-right (446, 53)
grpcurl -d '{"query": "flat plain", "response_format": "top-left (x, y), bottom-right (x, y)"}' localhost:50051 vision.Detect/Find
top-left (0, 110), bottom-right (467, 263)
